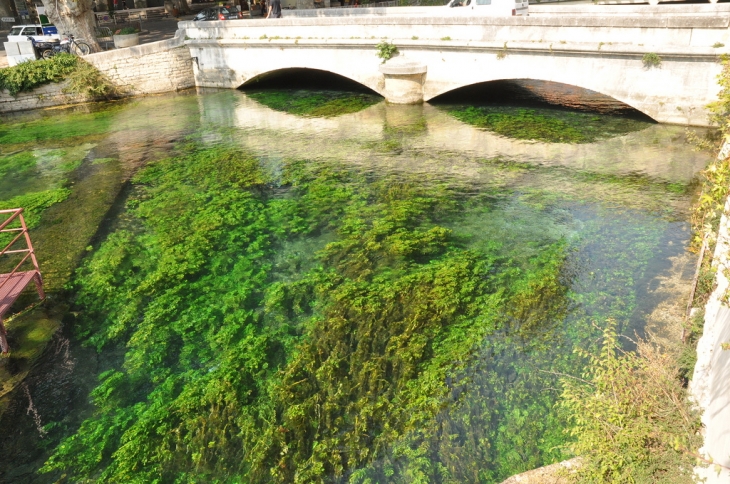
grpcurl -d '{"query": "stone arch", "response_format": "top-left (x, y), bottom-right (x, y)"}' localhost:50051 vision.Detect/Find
top-left (239, 67), bottom-right (383, 96)
top-left (425, 78), bottom-right (658, 122)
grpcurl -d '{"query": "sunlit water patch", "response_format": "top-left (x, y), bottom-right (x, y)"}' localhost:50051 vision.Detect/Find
top-left (0, 89), bottom-right (714, 483)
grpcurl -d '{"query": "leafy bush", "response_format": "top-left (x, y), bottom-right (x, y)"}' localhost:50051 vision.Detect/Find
top-left (376, 40), bottom-right (398, 63)
top-left (560, 320), bottom-right (703, 483)
top-left (64, 58), bottom-right (118, 98)
top-left (0, 54), bottom-right (77, 95)
top-left (118, 27), bottom-right (137, 35)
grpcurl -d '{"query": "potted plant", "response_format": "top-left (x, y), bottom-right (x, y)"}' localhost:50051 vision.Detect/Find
top-left (113, 27), bottom-right (140, 48)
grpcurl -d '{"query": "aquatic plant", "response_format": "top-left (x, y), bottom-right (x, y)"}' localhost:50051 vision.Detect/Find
top-left (0, 106), bottom-right (120, 145)
top-left (447, 106), bottom-right (649, 143)
top-left (41, 145), bottom-right (573, 482)
top-left (247, 89), bottom-right (380, 117)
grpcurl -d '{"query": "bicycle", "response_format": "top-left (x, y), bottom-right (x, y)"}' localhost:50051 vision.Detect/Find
top-left (59, 33), bottom-right (92, 56)
top-left (33, 33), bottom-right (92, 59)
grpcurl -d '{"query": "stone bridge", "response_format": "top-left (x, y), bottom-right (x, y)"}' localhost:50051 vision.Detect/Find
top-left (178, 4), bottom-right (730, 126)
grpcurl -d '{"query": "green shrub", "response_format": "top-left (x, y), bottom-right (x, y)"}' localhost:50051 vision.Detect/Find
top-left (642, 52), bottom-right (662, 68)
top-left (118, 27), bottom-right (137, 35)
top-left (560, 320), bottom-right (703, 483)
top-left (64, 58), bottom-right (118, 98)
top-left (0, 54), bottom-right (77, 95)
top-left (376, 40), bottom-right (398, 63)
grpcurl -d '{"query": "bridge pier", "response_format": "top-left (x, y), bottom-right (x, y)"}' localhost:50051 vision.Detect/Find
top-left (379, 58), bottom-right (427, 104)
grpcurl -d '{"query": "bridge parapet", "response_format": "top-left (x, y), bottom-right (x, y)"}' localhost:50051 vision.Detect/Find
top-left (181, 13), bottom-right (730, 48)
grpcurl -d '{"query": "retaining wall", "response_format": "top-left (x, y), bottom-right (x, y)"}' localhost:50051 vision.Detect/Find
top-left (0, 32), bottom-right (195, 114)
top-left (691, 147), bottom-right (730, 483)
top-left (84, 32), bottom-right (195, 95)
top-left (0, 80), bottom-right (90, 113)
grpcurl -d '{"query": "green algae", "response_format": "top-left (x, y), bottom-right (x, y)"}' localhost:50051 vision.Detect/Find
top-left (247, 89), bottom-right (381, 117)
top-left (0, 90), bottom-right (708, 484)
top-left (447, 106), bottom-right (651, 143)
top-left (0, 106), bottom-right (122, 146)
top-left (40, 146), bottom-right (574, 483)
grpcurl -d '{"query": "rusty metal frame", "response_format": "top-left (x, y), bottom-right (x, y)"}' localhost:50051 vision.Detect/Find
top-left (0, 208), bottom-right (45, 354)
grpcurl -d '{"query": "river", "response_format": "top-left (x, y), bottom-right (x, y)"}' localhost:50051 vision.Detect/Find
top-left (0, 83), bottom-right (714, 483)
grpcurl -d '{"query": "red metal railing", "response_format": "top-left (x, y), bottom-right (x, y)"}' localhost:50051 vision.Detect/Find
top-left (0, 208), bottom-right (45, 354)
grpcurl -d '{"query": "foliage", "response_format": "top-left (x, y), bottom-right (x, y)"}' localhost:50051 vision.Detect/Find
top-left (0, 188), bottom-right (71, 250)
top-left (376, 41), bottom-right (399, 63)
top-left (118, 27), bottom-right (137, 35)
top-left (497, 42), bottom-right (508, 60)
top-left (560, 320), bottom-right (704, 484)
top-left (707, 55), bottom-right (730, 132)
top-left (0, 188), bottom-right (71, 229)
top-left (247, 89), bottom-right (380, 117)
top-left (447, 106), bottom-right (648, 143)
top-left (64, 58), bottom-right (119, 98)
top-left (642, 53), bottom-right (662, 68)
top-left (713, 42), bottom-right (725, 49)
top-left (0, 106), bottom-right (121, 145)
top-left (0, 54), bottom-right (77, 95)
top-left (41, 145), bottom-right (573, 483)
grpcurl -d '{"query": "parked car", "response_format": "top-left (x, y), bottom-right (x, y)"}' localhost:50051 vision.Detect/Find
top-left (7, 24), bottom-right (60, 42)
top-left (444, 0), bottom-right (528, 16)
top-left (193, 6), bottom-right (243, 21)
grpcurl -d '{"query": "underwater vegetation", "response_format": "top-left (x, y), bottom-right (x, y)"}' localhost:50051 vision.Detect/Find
top-left (247, 89), bottom-right (381, 117)
top-left (40, 144), bottom-right (576, 483)
top-left (0, 88), bottom-right (706, 484)
top-left (447, 106), bottom-right (651, 143)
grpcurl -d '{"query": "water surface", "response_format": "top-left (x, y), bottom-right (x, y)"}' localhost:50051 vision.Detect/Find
top-left (0, 88), bottom-right (712, 483)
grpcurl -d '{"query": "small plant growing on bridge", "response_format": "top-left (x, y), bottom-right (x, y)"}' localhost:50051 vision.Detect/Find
top-left (376, 41), bottom-right (398, 63)
top-left (713, 42), bottom-right (725, 49)
top-left (642, 52), bottom-right (662, 68)
top-left (496, 42), bottom-right (508, 60)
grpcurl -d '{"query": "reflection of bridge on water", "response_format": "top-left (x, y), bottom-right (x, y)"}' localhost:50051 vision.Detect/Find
top-left (181, 3), bottom-right (730, 126)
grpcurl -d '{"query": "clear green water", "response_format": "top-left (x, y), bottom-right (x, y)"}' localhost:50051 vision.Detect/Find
top-left (0, 89), bottom-right (713, 483)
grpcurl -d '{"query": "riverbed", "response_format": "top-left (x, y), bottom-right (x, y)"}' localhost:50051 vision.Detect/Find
top-left (0, 85), bottom-right (714, 483)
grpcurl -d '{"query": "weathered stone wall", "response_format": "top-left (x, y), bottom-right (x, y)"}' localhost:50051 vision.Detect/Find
top-left (0, 80), bottom-right (90, 113)
top-left (85, 33), bottom-right (195, 95)
top-left (0, 33), bottom-right (195, 114)
top-left (691, 144), bottom-right (730, 484)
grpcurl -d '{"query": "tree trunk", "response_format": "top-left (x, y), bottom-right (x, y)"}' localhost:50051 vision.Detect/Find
top-left (41, 0), bottom-right (100, 52)
top-left (171, 0), bottom-right (190, 15)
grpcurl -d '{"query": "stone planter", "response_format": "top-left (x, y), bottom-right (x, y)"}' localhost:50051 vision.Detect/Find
top-left (113, 33), bottom-right (139, 49)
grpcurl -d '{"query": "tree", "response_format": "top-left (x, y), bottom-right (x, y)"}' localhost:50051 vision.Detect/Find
top-left (41, 0), bottom-right (100, 52)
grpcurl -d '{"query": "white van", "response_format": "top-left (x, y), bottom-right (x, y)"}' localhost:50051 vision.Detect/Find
top-left (7, 24), bottom-right (60, 42)
top-left (445, 0), bottom-right (528, 16)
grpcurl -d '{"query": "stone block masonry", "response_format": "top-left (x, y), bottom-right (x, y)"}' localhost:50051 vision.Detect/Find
top-left (0, 32), bottom-right (195, 114)
top-left (85, 32), bottom-right (195, 95)
top-left (0, 80), bottom-right (90, 113)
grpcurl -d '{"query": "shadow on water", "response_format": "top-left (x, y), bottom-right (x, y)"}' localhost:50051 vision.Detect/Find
top-left (240, 68), bottom-right (383, 118)
top-left (430, 79), bottom-right (655, 119)
top-left (240, 67), bottom-right (380, 93)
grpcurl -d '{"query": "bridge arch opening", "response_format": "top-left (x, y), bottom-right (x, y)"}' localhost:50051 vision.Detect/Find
top-left (429, 79), bottom-right (655, 123)
top-left (240, 68), bottom-right (380, 95)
